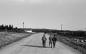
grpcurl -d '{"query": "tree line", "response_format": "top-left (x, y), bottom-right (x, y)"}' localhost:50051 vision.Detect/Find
top-left (0, 24), bottom-right (25, 32)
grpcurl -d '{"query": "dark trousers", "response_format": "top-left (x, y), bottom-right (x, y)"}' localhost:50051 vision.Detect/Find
top-left (42, 40), bottom-right (46, 47)
top-left (53, 41), bottom-right (56, 48)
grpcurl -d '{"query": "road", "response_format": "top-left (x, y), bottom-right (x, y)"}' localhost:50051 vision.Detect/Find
top-left (0, 33), bottom-right (81, 54)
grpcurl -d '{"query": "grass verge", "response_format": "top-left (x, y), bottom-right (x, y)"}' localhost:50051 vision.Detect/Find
top-left (0, 32), bottom-right (33, 49)
top-left (57, 35), bottom-right (86, 54)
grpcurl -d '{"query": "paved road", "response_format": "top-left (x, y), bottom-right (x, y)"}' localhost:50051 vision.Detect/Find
top-left (0, 33), bottom-right (81, 54)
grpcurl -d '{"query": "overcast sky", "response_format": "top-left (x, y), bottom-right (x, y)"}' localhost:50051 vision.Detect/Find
top-left (0, 0), bottom-right (86, 30)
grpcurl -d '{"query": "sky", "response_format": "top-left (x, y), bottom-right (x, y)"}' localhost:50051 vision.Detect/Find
top-left (0, 0), bottom-right (86, 30)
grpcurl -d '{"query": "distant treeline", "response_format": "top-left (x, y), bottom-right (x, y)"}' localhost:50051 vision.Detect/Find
top-left (32, 29), bottom-right (86, 38)
top-left (0, 24), bottom-right (25, 32)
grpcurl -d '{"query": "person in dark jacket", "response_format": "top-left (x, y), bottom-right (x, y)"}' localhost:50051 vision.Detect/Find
top-left (52, 34), bottom-right (57, 48)
top-left (42, 33), bottom-right (47, 47)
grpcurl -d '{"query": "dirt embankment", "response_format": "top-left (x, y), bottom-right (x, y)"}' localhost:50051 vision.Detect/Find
top-left (0, 32), bottom-right (32, 48)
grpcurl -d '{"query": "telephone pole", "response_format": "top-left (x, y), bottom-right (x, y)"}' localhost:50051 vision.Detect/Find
top-left (61, 24), bottom-right (63, 31)
top-left (23, 22), bottom-right (24, 28)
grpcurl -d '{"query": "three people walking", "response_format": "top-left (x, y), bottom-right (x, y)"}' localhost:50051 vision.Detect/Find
top-left (42, 32), bottom-right (57, 48)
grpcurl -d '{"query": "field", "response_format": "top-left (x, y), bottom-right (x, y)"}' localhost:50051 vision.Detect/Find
top-left (0, 32), bottom-right (31, 48)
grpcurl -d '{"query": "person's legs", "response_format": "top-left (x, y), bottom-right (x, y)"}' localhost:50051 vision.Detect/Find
top-left (53, 41), bottom-right (54, 47)
top-left (49, 41), bottom-right (52, 48)
top-left (49, 41), bottom-right (50, 47)
top-left (44, 41), bottom-right (46, 47)
top-left (53, 41), bottom-right (56, 48)
top-left (42, 41), bottom-right (45, 47)
top-left (51, 42), bottom-right (52, 48)
top-left (43, 41), bottom-right (46, 47)
top-left (42, 41), bottom-right (43, 47)
top-left (53, 41), bottom-right (55, 48)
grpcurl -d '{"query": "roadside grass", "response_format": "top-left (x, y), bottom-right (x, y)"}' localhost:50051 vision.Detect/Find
top-left (0, 32), bottom-right (32, 49)
top-left (57, 35), bottom-right (86, 54)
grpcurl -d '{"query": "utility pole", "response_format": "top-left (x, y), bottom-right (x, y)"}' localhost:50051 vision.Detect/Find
top-left (23, 22), bottom-right (24, 28)
top-left (61, 24), bottom-right (63, 31)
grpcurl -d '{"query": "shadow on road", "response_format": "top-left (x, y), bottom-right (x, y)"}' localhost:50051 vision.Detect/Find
top-left (22, 45), bottom-right (50, 48)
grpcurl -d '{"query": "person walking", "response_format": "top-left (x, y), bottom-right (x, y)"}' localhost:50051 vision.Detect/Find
top-left (42, 33), bottom-right (47, 47)
top-left (52, 34), bottom-right (57, 48)
top-left (49, 33), bottom-right (53, 48)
